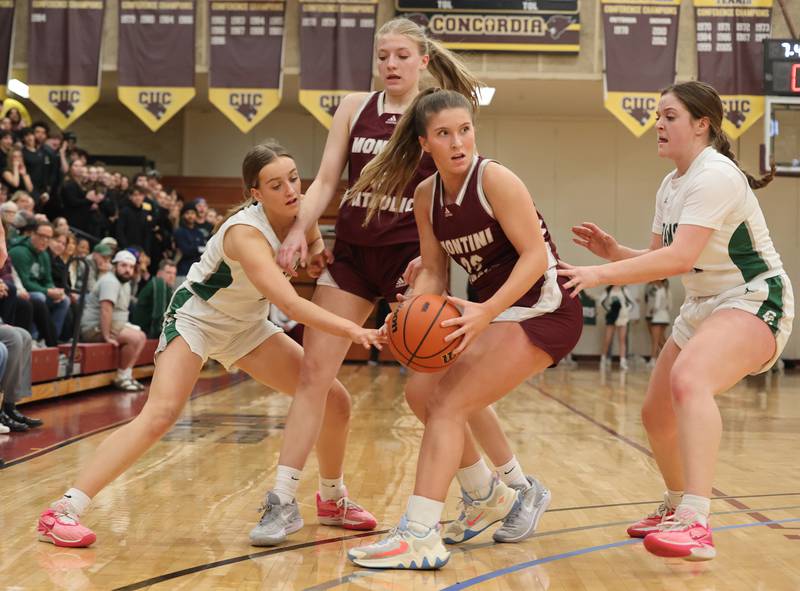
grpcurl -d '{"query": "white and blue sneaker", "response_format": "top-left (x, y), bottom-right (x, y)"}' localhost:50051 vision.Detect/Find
top-left (347, 516), bottom-right (450, 570)
top-left (442, 475), bottom-right (519, 544)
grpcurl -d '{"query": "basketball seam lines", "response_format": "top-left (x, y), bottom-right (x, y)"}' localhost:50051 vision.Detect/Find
top-left (407, 300), bottom-right (449, 367)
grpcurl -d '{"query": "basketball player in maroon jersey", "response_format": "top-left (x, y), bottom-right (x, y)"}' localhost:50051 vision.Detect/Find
top-left (250, 18), bottom-right (485, 545)
top-left (345, 88), bottom-right (582, 569)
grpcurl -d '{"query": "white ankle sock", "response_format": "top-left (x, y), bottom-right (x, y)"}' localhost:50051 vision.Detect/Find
top-left (666, 489), bottom-right (684, 510)
top-left (319, 475), bottom-right (346, 501)
top-left (679, 494), bottom-right (711, 522)
top-left (274, 465), bottom-right (302, 504)
top-left (456, 458), bottom-right (493, 499)
top-left (116, 368), bottom-right (132, 381)
top-left (60, 488), bottom-right (91, 516)
top-left (406, 495), bottom-right (444, 529)
top-left (494, 456), bottom-right (528, 489)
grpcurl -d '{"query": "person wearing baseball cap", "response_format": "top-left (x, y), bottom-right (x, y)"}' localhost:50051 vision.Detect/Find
top-left (79, 247), bottom-right (146, 392)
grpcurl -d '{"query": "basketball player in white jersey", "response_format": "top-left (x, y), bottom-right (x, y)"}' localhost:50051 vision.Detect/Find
top-left (559, 81), bottom-right (793, 561)
top-left (36, 142), bottom-right (384, 548)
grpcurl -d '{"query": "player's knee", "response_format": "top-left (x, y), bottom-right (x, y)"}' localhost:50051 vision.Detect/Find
top-left (326, 382), bottom-right (351, 421)
top-left (424, 390), bottom-right (463, 421)
top-left (404, 384), bottom-right (426, 419)
top-left (669, 365), bottom-right (699, 406)
top-left (142, 402), bottom-right (183, 437)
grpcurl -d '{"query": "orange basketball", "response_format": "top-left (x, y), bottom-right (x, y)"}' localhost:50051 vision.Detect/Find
top-left (386, 294), bottom-right (463, 373)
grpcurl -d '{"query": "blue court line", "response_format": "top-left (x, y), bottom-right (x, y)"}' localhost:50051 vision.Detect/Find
top-left (439, 518), bottom-right (800, 590)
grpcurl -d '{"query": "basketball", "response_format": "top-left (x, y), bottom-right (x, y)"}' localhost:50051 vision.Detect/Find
top-left (386, 294), bottom-right (463, 373)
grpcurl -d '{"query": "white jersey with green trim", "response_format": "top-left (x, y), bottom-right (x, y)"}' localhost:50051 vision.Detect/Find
top-left (651, 147), bottom-right (784, 298)
top-left (184, 202), bottom-right (281, 322)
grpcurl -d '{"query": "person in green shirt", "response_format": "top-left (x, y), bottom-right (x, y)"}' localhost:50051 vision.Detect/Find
top-left (131, 259), bottom-right (176, 338)
top-left (8, 220), bottom-right (69, 341)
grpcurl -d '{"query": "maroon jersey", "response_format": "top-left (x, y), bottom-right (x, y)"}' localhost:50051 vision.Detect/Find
top-left (335, 91), bottom-right (437, 246)
top-left (431, 156), bottom-right (563, 314)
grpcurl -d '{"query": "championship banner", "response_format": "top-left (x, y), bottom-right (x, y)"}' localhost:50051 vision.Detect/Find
top-left (209, 1), bottom-right (286, 133)
top-left (694, 0), bottom-right (772, 139)
top-left (0, 1), bottom-right (14, 99)
top-left (27, 0), bottom-right (104, 129)
top-left (602, 0), bottom-right (679, 137)
top-left (299, 0), bottom-right (377, 129)
top-left (395, 0), bottom-right (580, 53)
top-left (118, 0), bottom-right (196, 132)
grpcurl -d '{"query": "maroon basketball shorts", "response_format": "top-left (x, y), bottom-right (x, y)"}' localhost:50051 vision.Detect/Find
top-left (493, 278), bottom-right (583, 365)
top-left (316, 240), bottom-right (420, 303)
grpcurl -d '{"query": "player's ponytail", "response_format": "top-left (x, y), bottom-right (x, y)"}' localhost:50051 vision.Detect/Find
top-left (352, 88), bottom-right (475, 225)
top-left (662, 82), bottom-right (774, 190)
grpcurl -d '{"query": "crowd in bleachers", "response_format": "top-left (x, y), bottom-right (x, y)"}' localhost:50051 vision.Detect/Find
top-left (0, 108), bottom-right (218, 434)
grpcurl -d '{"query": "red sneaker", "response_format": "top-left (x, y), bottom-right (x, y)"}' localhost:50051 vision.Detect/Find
top-left (627, 502), bottom-right (674, 538)
top-left (643, 507), bottom-right (715, 561)
top-left (37, 503), bottom-right (96, 548)
top-left (316, 491), bottom-right (377, 530)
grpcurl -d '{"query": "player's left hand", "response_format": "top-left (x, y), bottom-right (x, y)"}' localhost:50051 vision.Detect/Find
top-left (440, 295), bottom-right (493, 356)
top-left (306, 248), bottom-right (334, 279)
top-left (557, 262), bottom-right (603, 296)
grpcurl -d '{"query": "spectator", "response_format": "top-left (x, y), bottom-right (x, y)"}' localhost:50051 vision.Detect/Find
top-left (0, 130), bottom-right (14, 170)
top-left (173, 202), bottom-right (206, 281)
top-left (0, 219), bottom-right (39, 430)
top-left (1, 201), bottom-right (17, 227)
top-left (80, 250), bottom-right (146, 392)
top-left (193, 197), bottom-right (214, 239)
top-left (75, 237), bottom-right (90, 258)
top-left (131, 259), bottom-right (175, 338)
top-left (53, 216), bottom-right (69, 235)
top-left (74, 243), bottom-right (112, 295)
top-left (62, 158), bottom-right (104, 239)
top-left (2, 148), bottom-right (33, 194)
top-left (116, 187), bottom-right (153, 254)
top-left (11, 190), bottom-right (35, 214)
top-left (4, 107), bottom-right (27, 131)
top-left (0, 117), bottom-right (10, 132)
top-left (8, 220), bottom-right (69, 343)
top-left (21, 127), bottom-right (49, 206)
top-left (206, 207), bottom-right (219, 229)
top-left (48, 231), bottom-right (70, 292)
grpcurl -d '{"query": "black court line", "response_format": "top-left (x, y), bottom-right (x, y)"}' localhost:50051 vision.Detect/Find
top-left (302, 503), bottom-right (800, 591)
top-left (111, 496), bottom-right (800, 590)
top-left (535, 384), bottom-right (795, 533)
top-left (0, 373), bottom-right (249, 470)
top-left (111, 529), bottom-right (389, 591)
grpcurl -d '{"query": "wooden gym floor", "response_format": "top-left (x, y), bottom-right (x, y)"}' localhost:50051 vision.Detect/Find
top-left (1, 362), bottom-right (798, 590)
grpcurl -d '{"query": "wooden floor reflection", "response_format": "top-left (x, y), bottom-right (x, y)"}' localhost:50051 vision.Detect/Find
top-left (3, 363), bottom-right (799, 590)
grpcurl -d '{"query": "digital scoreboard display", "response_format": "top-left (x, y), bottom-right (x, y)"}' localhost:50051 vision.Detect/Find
top-left (764, 39), bottom-right (800, 96)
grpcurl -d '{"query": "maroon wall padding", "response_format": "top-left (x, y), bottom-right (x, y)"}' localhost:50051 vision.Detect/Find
top-left (31, 348), bottom-right (60, 383)
top-left (135, 339), bottom-right (158, 366)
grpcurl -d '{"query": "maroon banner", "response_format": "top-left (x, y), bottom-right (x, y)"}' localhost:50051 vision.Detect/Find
top-left (694, 0), bottom-right (772, 138)
top-left (602, 0), bottom-right (680, 137)
top-left (118, 0), bottom-right (196, 131)
top-left (27, 0), bottom-right (104, 128)
top-left (208, 0), bottom-right (286, 133)
top-left (299, 0), bottom-right (377, 128)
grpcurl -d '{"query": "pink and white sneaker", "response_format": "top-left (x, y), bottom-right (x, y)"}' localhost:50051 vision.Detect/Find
top-left (37, 502), bottom-right (96, 548)
top-left (627, 502), bottom-right (674, 538)
top-left (643, 507), bottom-right (715, 561)
top-left (316, 492), bottom-right (377, 531)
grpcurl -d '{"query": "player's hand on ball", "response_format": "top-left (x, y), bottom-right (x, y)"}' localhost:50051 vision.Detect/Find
top-left (571, 222), bottom-right (619, 261)
top-left (440, 296), bottom-right (492, 355)
top-left (557, 262), bottom-right (602, 297)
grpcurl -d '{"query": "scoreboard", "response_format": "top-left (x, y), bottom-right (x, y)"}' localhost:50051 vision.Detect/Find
top-left (764, 39), bottom-right (800, 96)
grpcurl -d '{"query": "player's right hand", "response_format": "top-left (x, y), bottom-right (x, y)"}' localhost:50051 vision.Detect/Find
top-left (276, 227), bottom-right (308, 276)
top-left (348, 327), bottom-right (385, 350)
top-left (571, 222), bottom-right (619, 261)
